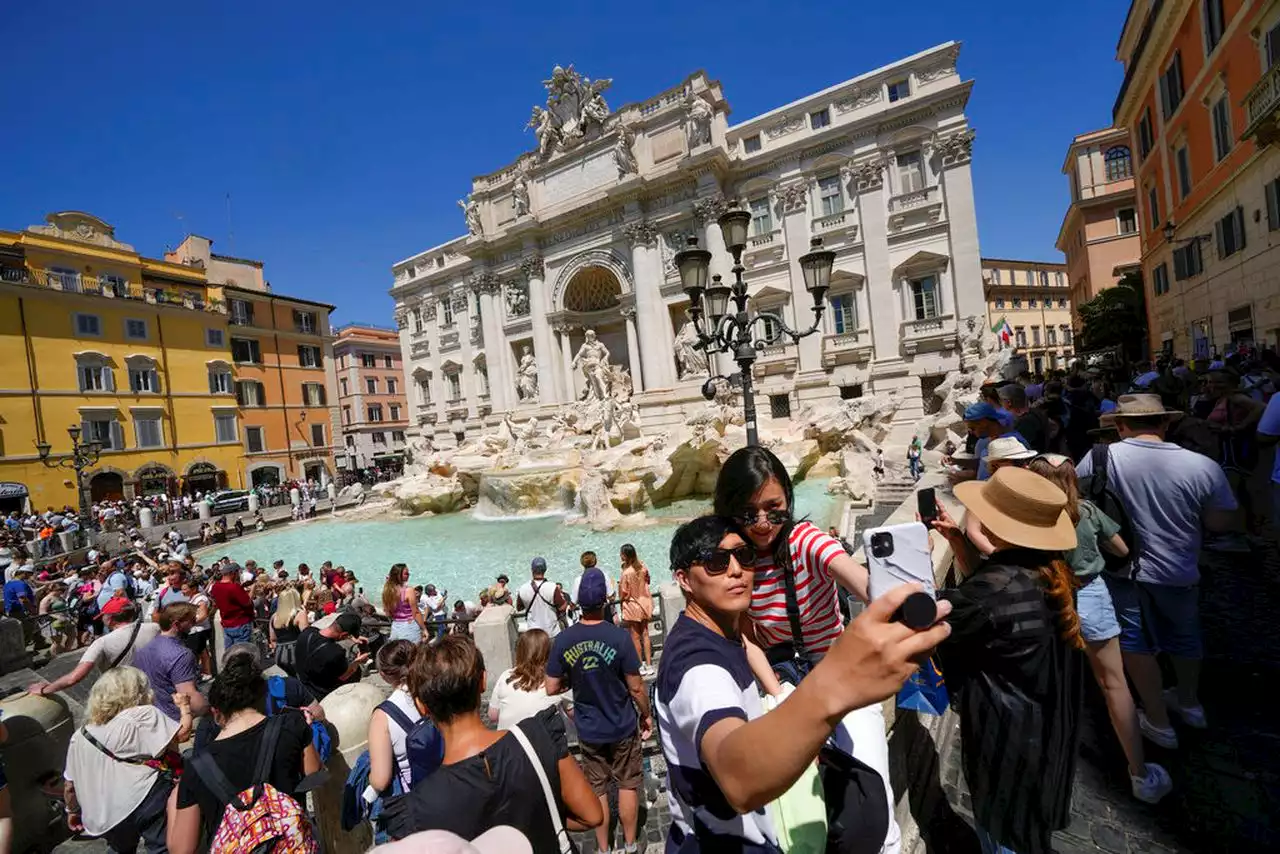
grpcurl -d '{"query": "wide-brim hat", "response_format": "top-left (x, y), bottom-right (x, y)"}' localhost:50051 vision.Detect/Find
top-left (954, 467), bottom-right (1076, 551)
top-left (1110, 393), bottom-right (1183, 421)
top-left (985, 436), bottom-right (1038, 463)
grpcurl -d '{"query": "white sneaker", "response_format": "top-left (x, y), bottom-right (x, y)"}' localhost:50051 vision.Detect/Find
top-left (1131, 762), bottom-right (1173, 804)
top-left (1163, 689), bottom-right (1207, 729)
top-left (1138, 710), bottom-right (1179, 749)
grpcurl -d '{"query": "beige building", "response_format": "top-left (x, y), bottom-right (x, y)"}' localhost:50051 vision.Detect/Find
top-left (1056, 127), bottom-right (1142, 331)
top-left (334, 324), bottom-right (410, 475)
top-left (982, 258), bottom-right (1074, 374)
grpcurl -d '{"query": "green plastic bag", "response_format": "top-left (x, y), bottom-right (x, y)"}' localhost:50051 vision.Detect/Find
top-left (762, 689), bottom-right (827, 853)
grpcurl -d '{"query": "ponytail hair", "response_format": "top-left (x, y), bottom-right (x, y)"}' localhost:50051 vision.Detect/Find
top-left (1038, 557), bottom-right (1084, 650)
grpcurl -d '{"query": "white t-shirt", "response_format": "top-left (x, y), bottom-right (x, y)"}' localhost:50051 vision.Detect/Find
top-left (80, 621), bottom-right (162, 673)
top-left (489, 667), bottom-right (572, 731)
top-left (1258, 394), bottom-right (1280, 485)
top-left (517, 579), bottom-right (562, 638)
top-left (422, 594), bottom-right (447, 617)
top-left (1077, 437), bottom-right (1237, 585)
top-left (381, 688), bottom-right (422, 791)
top-left (63, 705), bottom-right (178, 835)
top-left (189, 592), bottom-right (212, 633)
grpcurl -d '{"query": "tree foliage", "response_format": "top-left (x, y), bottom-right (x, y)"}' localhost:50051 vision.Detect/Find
top-left (1077, 271), bottom-right (1148, 363)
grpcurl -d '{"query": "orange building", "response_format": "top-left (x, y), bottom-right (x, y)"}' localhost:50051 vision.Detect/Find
top-left (1114, 0), bottom-right (1280, 357)
top-left (333, 324), bottom-right (410, 476)
top-left (1056, 127), bottom-right (1142, 331)
top-left (166, 236), bottom-right (340, 487)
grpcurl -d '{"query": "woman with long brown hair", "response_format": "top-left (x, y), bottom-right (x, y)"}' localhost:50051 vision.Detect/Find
top-left (617, 543), bottom-right (654, 675)
top-left (1027, 454), bottom-right (1171, 804)
top-left (930, 466), bottom-right (1087, 854)
top-left (487, 628), bottom-right (572, 730)
top-left (383, 564), bottom-right (425, 643)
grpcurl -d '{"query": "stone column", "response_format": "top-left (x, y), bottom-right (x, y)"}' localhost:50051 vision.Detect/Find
top-left (932, 132), bottom-right (984, 322)
top-left (621, 307), bottom-right (643, 392)
top-left (622, 221), bottom-right (677, 389)
top-left (851, 157), bottom-right (897, 361)
top-left (556, 325), bottom-right (577, 401)
top-left (521, 255), bottom-right (559, 403)
top-left (777, 181), bottom-right (823, 373)
top-left (474, 276), bottom-right (509, 411)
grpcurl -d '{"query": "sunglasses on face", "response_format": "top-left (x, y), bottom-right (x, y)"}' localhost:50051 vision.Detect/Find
top-left (698, 545), bottom-right (757, 575)
top-left (735, 508), bottom-right (791, 527)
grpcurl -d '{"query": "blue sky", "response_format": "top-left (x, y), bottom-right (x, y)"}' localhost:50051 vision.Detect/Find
top-left (5, 1), bottom-right (1127, 324)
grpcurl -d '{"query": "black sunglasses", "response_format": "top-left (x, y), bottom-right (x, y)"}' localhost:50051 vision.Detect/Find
top-left (735, 508), bottom-right (792, 527)
top-left (698, 545), bottom-right (756, 575)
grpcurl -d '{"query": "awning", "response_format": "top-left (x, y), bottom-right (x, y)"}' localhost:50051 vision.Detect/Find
top-left (0, 482), bottom-right (28, 500)
top-left (372, 451), bottom-right (405, 459)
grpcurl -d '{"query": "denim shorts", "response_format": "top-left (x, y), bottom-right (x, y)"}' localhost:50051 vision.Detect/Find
top-left (1103, 575), bottom-right (1203, 658)
top-left (1075, 574), bottom-right (1121, 644)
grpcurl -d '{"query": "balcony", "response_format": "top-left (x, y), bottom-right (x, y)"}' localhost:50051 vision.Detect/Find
top-left (1243, 61), bottom-right (1280, 146)
top-left (752, 342), bottom-right (798, 379)
top-left (899, 313), bottom-right (958, 355)
top-left (811, 211), bottom-right (859, 244)
top-left (409, 339), bottom-right (431, 359)
top-left (744, 229), bottom-right (785, 266)
top-left (887, 185), bottom-right (944, 233)
top-left (821, 330), bottom-right (874, 367)
top-left (440, 330), bottom-right (461, 352)
top-left (0, 265), bottom-right (225, 314)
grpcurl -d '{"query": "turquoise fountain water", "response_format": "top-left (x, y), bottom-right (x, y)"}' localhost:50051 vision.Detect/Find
top-left (199, 480), bottom-right (840, 600)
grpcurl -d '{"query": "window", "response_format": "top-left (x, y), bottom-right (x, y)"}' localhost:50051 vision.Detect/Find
top-left (128, 364), bottom-right (159, 393)
top-left (442, 298), bottom-right (455, 328)
top-left (1268, 20), bottom-right (1280, 68)
top-left (293, 310), bottom-right (317, 334)
top-left (206, 328), bottom-right (225, 348)
top-left (887, 78), bottom-right (910, 102)
top-left (208, 367), bottom-right (232, 394)
top-left (1175, 145), bottom-right (1192, 199)
top-left (995, 297), bottom-right (1005, 309)
top-left (302, 383), bottom-right (327, 406)
top-left (230, 337), bottom-right (261, 364)
top-left (98, 273), bottom-right (126, 296)
top-left (310, 424), bottom-right (326, 447)
top-left (366, 377), bottom-right (378, 394)
top-left (1062, 325), bottom-right (1073, 345)
top-left (387, 378), bottom-right (398, 394)
top-left (1118, 207), bottom-right (1138, 235)
top-left (1047, 327), bottom-right (1058, 345)
top-left (1028, 299), bottom-right (1038, 309)
top-left (1138, 109), bottom-right (1154, 158)
top-left (235, 380), bottom-right (266, 407)
top-left (1203, 0), bottom-right (1225, 54)
top-left (1014, 326), bottom-right (1026, 347)
top-left (372, 432), bottom-right (387, 445)
top-left (1147, 185), bottom-right (1161, 232)
top-left (229, 299), bottom-right (255, 326)
top-left (49, 267), bottom-right (80, 292)
top-left (1266, 176), bottom-right (1280, 230)
top-left (368, 404), bottom-right (384, 422)
top-left (83, 419), bottom-right (123, 451)
top-left (1039, 271), bottom-right (1049, 287)
top-left (412, 307), bottom-right (424, 334)
top-left (909, 275), bottom-right (939, 320)
top-left (389, 404), bottom-right (401, 421)
top-left (839, 384), bottom-right (863, 400)
top-left (214, 413), bottom-right (237, 444)
top-left (1215, 207), bottom-right (1247, 258)
top-left (1058, 298), bottom-right (1067, 309)
top-left (991, 269), bottom-right (1001, 284)
top-left (1153, 262), bottom-right (1170, 295)
top-left (743, 134), bottom-right (761, 154)
top-left (75, 313), bottom-right (102, 337)
top-left (830, 293), bottom-right (856, 334)
top-left (810, 108), bottom-right (830, 130)
top-left (1032, 326), bottom-right (1041, 347)
top-left (392, 430), bottom-right (406, 443)
top-left (1104, 146), bottom-right (1132, 181)
top-left (478, 365), bottom-right (491, 397)
top-left (340, 378), bottom-right (349, 396)
top-left (124, 318), bottom-right (148, 340)
top-left (342, 405), bottom-right (351, 425)
top-left (1210, 95), bottom-right (1232, 162)
top-left (1173, 240), bottom-right (1204, 280)
top-left (417, 375), bottom-right (432, 404)
top-left (1159, 52), bottom-right (1185, 119)
top-left (749, 197), bottom-right (773, 235)
top-left (817, 174), bottom-right (844, 216)
top-left (297, 345), bottom-right (322, 368)
top-left (345, 434), bottom-right (355, 448)
top-left (384, 355), bottom-right (393, 369)
top-left (1055, 272), bottom-right (1065, 287)
top-left (896, 151), bottom-right (925, 195)
top-left (1012, 298), bottom-right (1022, 309)
top-left (769, 394), bottom-right (791, 419)
top-left (759, 315), bottom-right (781, 343)
top-left (134, 417), bottom-right (163, 449)
top-left (362, 353), bottom-right (376, 368)
top-left (245, 426), bottom-right (265, 453)
top-left (446, 373), bottom-right (461, 401)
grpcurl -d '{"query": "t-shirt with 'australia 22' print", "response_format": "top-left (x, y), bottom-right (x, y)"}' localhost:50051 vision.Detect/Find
top-left (547, 620), bottom-right (639, 744)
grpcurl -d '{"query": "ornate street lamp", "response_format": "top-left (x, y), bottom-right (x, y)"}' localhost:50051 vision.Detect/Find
top-left (36, 425), bottom-right (103, 542)
top-left (675, 210), bottom-right (836, 445)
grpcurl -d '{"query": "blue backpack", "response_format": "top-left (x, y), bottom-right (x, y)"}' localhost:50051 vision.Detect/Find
top-left (376, 700), bottom-right (444, 788)
top-left (266, 675), bottom-right (334, 763)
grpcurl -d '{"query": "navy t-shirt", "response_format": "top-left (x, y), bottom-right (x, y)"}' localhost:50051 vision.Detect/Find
top-left (547, 620), bottom-right (639, 744)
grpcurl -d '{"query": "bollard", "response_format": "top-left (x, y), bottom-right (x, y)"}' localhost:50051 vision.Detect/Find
top-left (139, 507), bottom-right (155, 528)
top-left (473, 604), bottom-right (517, 695)
top-left (57, 531), bottom-right (77, 554)
top-left (0, 615), bottom-right (32, 674)
top-left (1, 691), bottom-right (75, 853)
top-left (290, 487), bottom-right (301, 507)
top-left (657, 581), bottom-right (684, 649)
top-left (198, 501), bottom-right (212, 521)
top-left (212, 611), bottom-right (225, 669)
top-left (248, 492), bottom-right (260, 513)
top-left (315, 682), bottom-right (390, 854)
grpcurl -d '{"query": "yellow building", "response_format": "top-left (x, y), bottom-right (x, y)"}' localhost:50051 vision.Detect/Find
top-left (0, 212), bottom-right (246, 515)
top-left (981, 257), bottom-right (1075, 374)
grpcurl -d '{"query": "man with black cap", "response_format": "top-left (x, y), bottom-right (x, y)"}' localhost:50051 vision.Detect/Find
top-left (208, 562), bottom-right (255, 647)
top-left (546, 566), bottom-right (649, 854)
top-left (295, 611), bottom-right (369, 699)
top-left (516, 557), bottom-right (566, 638)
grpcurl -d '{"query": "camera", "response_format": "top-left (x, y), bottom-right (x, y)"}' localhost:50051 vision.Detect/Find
top-left (869, 531), bottom-right (894, 559)
top-left (701, 377), bottom-right (719, 401)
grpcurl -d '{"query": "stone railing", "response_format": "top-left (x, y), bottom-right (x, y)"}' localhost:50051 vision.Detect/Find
top-left (1, 265), bottom-right (225, 314)
top-left (888, 184), bottom-right (939, 213)
top-left (812, 211), bottom-right (847, 231)
top-left (440, 330), bottom-right (461, 351)
top-left (749, 230), bottom-right (779, 248)
top-left (409, 339), bottom-right (431, 358)
top-left (821, 329), bottom-right (873, 366)
top-left (1244, 60), bottom-right (1280, 145)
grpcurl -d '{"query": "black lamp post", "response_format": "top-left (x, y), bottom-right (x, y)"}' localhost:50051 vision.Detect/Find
top-left (675, 209), bottom-right (836, 445)
top-left (36, 424), bottom-right (103, 539)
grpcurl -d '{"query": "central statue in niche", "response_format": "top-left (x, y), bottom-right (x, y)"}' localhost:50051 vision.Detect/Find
top-left (571, 328), bottom-right (612, 402)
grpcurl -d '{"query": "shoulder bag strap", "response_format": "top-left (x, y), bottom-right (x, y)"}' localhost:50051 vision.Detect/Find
top-left (780, 545), bottom-right (809, 665)
top-left (377, 700), bottom-right (417, 735)
top-left (190, 749), bottom-right (245, 810)
top-left (508, 724), bottom-right (572, 854)
top-left (1087, 444), bottom-right (1109, 502)
top-left (80, 727), bottom-right (150, 766)
top-left (109, 620), bottom-right (144, 671)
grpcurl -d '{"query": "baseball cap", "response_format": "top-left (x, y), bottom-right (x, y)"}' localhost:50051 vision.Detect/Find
top-left (371, 827), bottom-right (532, 854)
top-left (530, 557), bottom-right (547, 574)
top-left (101, 596), bottom-right (132, 617)
top-left (963, 402), bottom-right (1003, 422)
top-left (335, 612), bottom-right (363, 635)
top-left (577, 568), bottom-right (609, 609)
top-left (220, 562), bottom-right (242, 577)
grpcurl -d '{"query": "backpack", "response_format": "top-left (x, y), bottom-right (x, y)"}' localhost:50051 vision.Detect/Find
top-left (377, 699), bottom-right (445, 788)
top-left (1079, 445), bottom-right (1139, 578)
top-left (189, 715), bottom-right (320, 854)
top-left (266, 676), bottom-right (333, 763)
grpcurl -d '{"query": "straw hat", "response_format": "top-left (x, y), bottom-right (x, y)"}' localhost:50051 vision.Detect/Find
top-left (954, 467), bottom-right (1077, 551)
top-left (1109, 393), bottom-right (1183, 421)
top-left (984, 436), bottom-right (1038, 463)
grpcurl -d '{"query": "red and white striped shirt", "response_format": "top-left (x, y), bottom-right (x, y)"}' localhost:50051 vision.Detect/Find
top-left (748, 521), bottom-right (845, 656)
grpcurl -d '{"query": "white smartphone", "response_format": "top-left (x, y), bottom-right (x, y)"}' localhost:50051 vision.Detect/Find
top-left (862, 521), bottom-right (935, 600)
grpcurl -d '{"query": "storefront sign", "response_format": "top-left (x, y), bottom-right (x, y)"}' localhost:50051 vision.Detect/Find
top-left (0, 482), bottom-right (29, 500)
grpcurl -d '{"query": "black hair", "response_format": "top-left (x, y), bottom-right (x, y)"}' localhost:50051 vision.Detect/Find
top-left (669, 516), bottom-right (738, 572)
top-left (620, 543), bottom-right (638, 566)
top-left (713, 446), bottom-right (797, 583)
top-left (208, 652), bottom-right (265, 716)
top-left (377, 639), bottom-right (417, 685)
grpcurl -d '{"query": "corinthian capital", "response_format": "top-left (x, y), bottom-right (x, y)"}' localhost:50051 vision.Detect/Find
top-left (468, 272), bottom-right (502, 295)
top-left (621, 219), bottom-right (660, 247)
top-left (774, 182), bottom-right (808, 214)
top-left (519, 254), bottom-right (545, 281)
top-left (692, 194), bottom-right (730, 224)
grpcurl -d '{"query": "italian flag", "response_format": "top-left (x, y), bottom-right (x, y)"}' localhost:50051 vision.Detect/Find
top-left (992, 316), bottom-right (1013, 346)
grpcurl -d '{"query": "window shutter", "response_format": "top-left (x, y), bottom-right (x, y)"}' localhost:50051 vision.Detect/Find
top-left (1234, 207), bottom-right (1246, 251)
top-left (1267, 181), bottom-right (1279, 231)
top-left (110, 421), bottom-right (124, 451)
top-left (104, 367), bottom-right (115, 391)
top-left (150, 370), bottom-right (160, 394)
top-left (1173, 247), bottom-right (1187, 280)
top-left (1215, 218), bottom-right (1226, 259)
top-left (81, 420), bottom-right (91, 444)
top-left (209, 372), bottom-right (219, 395)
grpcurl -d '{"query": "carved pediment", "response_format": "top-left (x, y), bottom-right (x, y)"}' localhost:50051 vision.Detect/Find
top-left (29, 211), bottom-right (134, 250)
